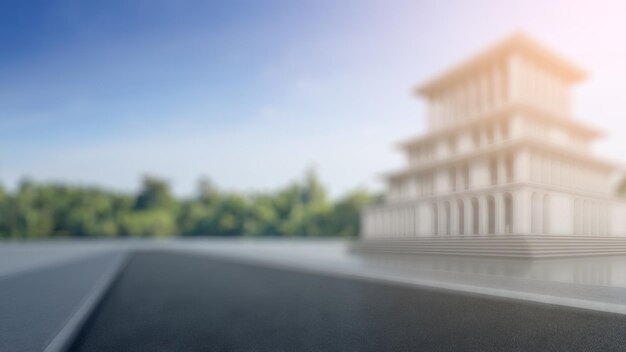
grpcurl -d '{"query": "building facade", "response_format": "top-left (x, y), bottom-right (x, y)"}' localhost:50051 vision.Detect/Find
top-left (361, 34), bottom-right (626, 241)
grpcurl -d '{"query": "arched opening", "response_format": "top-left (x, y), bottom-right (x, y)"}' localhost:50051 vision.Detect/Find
top-left (444, 202), bottom-right (451, 235)
top-left (471, 198), bottom-right (479, 235)
top-left (543, 194), bottom-right (550, 234)
top-left (531, 193), bottom-right (540, 234)
top-left (504, 193), bottom-right (513, 234)
top-left (487, 196), bottom-right (496, 234)
top-left (432, 203), bottom-right (439, 236)
top-left (457, 199), bottom-right (465, 235)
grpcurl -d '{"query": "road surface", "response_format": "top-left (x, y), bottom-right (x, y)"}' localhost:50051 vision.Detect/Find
top-left (70, 250), bottom-right (626, 352)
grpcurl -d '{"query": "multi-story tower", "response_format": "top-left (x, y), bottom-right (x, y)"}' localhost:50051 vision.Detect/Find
top-left (360, 33), bottom-right (626, 246)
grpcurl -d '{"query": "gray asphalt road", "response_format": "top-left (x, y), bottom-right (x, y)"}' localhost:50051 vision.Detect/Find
top-left (70, 251), bottom-right (626, 352)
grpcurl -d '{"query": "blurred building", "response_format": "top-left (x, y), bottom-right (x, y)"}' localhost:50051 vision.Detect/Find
top-left (358, 33), bottom-right (626, 257)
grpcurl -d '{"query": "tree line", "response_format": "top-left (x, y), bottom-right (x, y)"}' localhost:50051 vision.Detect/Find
top-left (0, 170), bottom-right (381, 239)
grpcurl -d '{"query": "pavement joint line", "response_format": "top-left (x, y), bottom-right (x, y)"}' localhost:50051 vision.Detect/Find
top-left (171, 248), bottom-right (626, 316)
top-left (42, 251), bottom-right (132, 352)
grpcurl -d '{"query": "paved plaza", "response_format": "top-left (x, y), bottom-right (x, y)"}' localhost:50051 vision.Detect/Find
top-left (2, 239), bottom-right (626, 351)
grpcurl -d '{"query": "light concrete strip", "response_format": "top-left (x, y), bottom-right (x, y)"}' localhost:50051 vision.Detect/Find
top-left (167, 243), bottom-right (626, 315)
top-left (0, 251), bottom-right (129, 352)
top-left (43, 252), bottom-right (130, 352)
top-left (0, 242), bottom-right (123, 279)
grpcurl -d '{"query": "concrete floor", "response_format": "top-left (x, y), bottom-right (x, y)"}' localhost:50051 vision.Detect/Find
top-left (70, 251), bottom-right (626, 352)
top-left (3, 239), bottom-right (626, 351)
top-left (160, 239), bottom-right (626, 314)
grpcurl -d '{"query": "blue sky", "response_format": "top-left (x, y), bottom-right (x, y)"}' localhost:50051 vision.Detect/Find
top-left (2, 0), bottom-right (626, 196)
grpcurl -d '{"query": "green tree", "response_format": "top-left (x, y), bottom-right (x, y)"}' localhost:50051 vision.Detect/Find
top-left (134, 176), bottom-right (175, 211)
top-left (328, 190), bottom-right (380, 237)
top-left (0, 171), bottom-right (379, 239)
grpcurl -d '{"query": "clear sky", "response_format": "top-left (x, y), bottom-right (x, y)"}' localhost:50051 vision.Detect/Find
top-left (2, 0), bottom-right (625, 196)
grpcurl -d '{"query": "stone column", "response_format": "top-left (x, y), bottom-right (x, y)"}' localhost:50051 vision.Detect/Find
top-left (479, 196), bottom-right (488, 235)
top-left (388, 209), bottom-right (393, 238)
top-left (494, 121), bottom-right (502, 143)
top-left (427, 98), bottom-right (434, 130)
top-left (395, 208), bottom-right (401, 237)
top-left (437, 203), bottom-right (443, 236)
top-left (464, 81), bottom-right (471, 119)
top-left (371, 210), bottom-right (379, 237)
top-left (482, 72), bottom-right (490, 112)
top-left (512, 190), bottom-right (524, 234)
top-left (464, 198), bottom-right (471, 235)
top-left (497, 155), bottom-right (507, 184)
top-left (451, 89), bottom-right (457, 124)
top-left (458, 84), bottom-right (464, 121)
top-left (508, 53), bottom-right (521, 103)
top-left (412, 203), bottom-right (420, 237)
top-left (450, 200), bottom-right (457, 236)
top-left (462, 82), bottom-right (469, 120)
top-left (480, 125), bottom-right (488, 146)
top-left (510, 150), bottom-right (520, 182)
top-left (472, 79), bottom-right (479, 117)
top-left (408, 207), bottom-right (414, 236)
top-left (492, 66), bottom-right (502, 108)
top-left (442, 91), bottom-right (448, 127)
top-left (495, 193), bottom-right (504, 234)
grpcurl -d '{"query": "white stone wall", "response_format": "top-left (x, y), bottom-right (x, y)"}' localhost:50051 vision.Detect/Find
top-left (372, 38), bottom-right (625, 240)
top-left (363, 187), bottom-right (626, 239)
top-left (610, 202), bottom-right (626, 236)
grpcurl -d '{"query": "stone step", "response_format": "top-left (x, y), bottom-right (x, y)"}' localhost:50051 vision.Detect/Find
top-left (351, 236), bottom-right (626, 258)
top-left (352, 244), bottom-right (626, 251)
top-left (352, 246), bottom-right (626, 254)
top-left (362, 236), bottom-right (626, 242)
